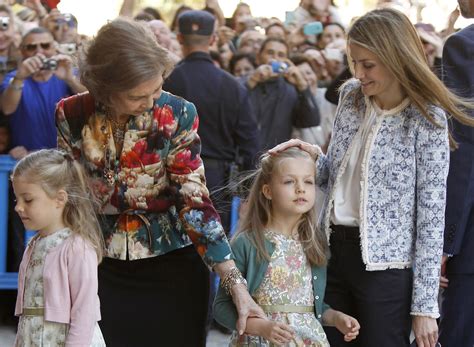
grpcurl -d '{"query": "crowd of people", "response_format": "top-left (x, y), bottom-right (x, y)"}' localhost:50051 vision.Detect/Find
top-left (0, 0), bottom-right (473, 346)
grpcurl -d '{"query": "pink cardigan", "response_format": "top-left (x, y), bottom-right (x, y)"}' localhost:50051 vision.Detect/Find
top-left (15, 233), bottom-right (101, 346)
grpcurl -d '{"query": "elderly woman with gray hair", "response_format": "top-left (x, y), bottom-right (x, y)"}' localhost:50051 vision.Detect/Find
top-left (55, 18), bottom-right (263, 346)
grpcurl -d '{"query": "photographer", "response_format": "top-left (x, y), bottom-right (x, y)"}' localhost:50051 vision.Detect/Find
top-left (0, 27), bottom-right (85, 156)
top-left (245, 37), bottom-right (320, 151)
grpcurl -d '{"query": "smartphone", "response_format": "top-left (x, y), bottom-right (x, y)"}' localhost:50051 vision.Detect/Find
top-left (303, 21), bottom-right (323, 36)
top-left (324, 48), bottom-right (343, 62)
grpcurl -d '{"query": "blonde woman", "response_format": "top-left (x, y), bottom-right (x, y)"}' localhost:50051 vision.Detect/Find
top-left (271, 7), bottom-right (474, 347)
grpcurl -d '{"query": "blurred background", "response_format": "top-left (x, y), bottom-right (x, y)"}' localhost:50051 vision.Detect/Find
top-left (57, 0), bottom-right (473, 37)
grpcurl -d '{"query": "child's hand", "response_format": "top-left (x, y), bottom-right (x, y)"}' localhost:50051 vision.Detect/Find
top-left (261, 320), bottom-right (294, 345)
top-left (334, 311), bottom-right (360, 342)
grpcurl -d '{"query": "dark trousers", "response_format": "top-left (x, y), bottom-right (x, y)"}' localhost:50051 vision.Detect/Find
top-left (439, 207), bottom-right (474, 347)
top-left (324, 225), bottom-right (413, 347)
top-left (439, 275), bottom-right (474, 346)
top-left (98, 245), bottom-right (210, 347)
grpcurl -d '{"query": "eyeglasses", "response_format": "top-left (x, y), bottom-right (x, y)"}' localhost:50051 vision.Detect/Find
top-left (23, 42), bottom-right (53, 52)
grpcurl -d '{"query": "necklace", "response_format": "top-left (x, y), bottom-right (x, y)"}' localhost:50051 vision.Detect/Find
top-left (103, 108), bottom-right (129, 186)
top-left (107, 115), bottom-right (128, 143)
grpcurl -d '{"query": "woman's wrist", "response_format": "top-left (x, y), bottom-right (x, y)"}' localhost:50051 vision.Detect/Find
top-left (221, 266), bottom-right (247, 296)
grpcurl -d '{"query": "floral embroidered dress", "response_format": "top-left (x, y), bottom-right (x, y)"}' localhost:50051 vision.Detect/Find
top-left (230, 230), bottom-right (329, 347)
top-left (15, 229), bottom-right (105, 347)
top-left (55, 91), bottom-right (232, 266)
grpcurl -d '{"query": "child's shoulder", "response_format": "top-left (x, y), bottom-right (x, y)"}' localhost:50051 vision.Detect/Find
top-left (49, 231), bottom-right (96, 256)
top-left (231, 232), bottom-right (254, 248)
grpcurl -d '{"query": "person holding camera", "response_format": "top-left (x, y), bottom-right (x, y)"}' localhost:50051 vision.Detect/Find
top-left (245, 37), bottom-right (320, 151)
top-left (0, 27), bottom-right (85, 158)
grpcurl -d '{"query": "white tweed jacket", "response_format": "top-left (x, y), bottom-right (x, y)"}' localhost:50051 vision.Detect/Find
top-left (316, 79), bottom-right (450, 317)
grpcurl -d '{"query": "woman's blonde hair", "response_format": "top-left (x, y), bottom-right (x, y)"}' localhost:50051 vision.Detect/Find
top-left (346, 8), bottom-right (474, 148)
top-left (79, 17), bottom-right (175, 107)
top-left (11, 150), bottom-right (104, 262)
top-left (234, 148), bottom-right (328, 267)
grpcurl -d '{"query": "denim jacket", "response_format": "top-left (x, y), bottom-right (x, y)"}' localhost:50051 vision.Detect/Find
top-left (317, 79), bottom-right (449, 317)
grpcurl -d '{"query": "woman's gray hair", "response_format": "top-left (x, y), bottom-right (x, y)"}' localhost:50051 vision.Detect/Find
top-left (79, 17), bottom-right (175, 106)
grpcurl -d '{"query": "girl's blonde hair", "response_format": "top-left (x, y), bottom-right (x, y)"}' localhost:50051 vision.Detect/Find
top-left (11, 149), bottom-right (104, 262)
top-left (346, 8), bottom-right (474, 148)
top-left (234, 148), bottom-right (328, 267)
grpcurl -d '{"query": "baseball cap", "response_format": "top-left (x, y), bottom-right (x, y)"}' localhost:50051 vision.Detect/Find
top-left (178, 10), bottom-right (215, 36)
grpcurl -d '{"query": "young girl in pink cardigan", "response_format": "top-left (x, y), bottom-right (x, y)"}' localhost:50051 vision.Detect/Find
top-left (11, 149), bottom-right (105, 347)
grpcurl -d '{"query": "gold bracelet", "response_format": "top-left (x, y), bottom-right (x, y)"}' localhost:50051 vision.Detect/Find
top-left (221, 267), bottom-right (247, 296)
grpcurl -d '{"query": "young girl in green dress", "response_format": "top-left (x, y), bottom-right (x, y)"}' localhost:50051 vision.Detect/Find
top-left (11, 149), bottom-right (105, 346)
top-left (214, 147), bottom-right (360, 346)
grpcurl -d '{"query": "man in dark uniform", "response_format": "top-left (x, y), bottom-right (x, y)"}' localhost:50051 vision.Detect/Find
top-left (439, 1), bottom-right (474, 346)
top-left (164, 10), bottom-right (258, 233)
top-left (163, 12), bottom-right (259, 332)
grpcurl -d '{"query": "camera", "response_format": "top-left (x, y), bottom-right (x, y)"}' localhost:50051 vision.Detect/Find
top-left (58, 43), bottom-right (77, 55)
top-left (41, 58), bottom-right (58, 71)
top-left (270, 60), bottom-right (289, 74)
top-left (0, 17), bottom-right (10, 31)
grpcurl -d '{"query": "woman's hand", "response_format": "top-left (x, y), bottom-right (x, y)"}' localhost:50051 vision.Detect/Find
top-left (268, 138), bottom-right (322, 161)
top-left (412, 316), bottom-right (439, 347)
top-left (333, 311), bottom-right (360, 342)
top-left (231, 283), bottom-right (266, 335)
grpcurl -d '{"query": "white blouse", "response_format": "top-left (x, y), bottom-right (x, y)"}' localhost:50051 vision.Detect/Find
top-left (331, 97), bottom-right (410, 226)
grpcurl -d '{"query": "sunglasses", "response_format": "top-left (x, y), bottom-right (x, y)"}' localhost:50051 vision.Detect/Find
top-left (23, 42), bottom-right (53, 52)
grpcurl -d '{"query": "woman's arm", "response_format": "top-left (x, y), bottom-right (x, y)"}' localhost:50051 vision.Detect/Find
top-left (411, 109), bottom-right (450, 347)
top-left (213, 234), bottom-right (266, 335)
top-left (166, 100), bottom-right (265, 333)
top-left (213, 260), bottom-right (266, 335)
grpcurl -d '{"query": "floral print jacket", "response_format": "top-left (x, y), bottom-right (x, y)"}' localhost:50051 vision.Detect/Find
top-left (56, 91), bottom-right (232, 267)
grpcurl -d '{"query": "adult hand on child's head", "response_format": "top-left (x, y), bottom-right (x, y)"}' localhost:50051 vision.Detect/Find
top-left (334, 311), bottom-right (360, 342)
top-left (269, 138), bottom-right (322, 161)
top-left (412, 316), bottom-right (439, 347)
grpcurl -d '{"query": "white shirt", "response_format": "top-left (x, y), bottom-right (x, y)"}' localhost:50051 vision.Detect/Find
top-left (331, 97), bottom-right (410, 226)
